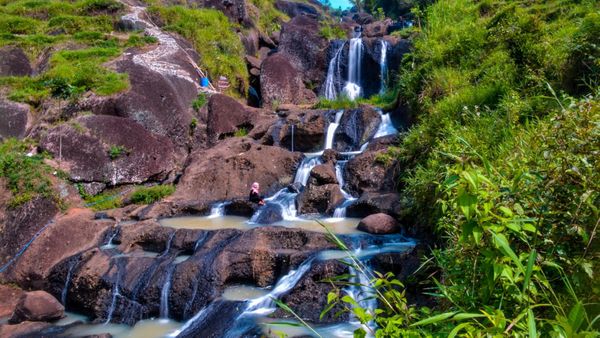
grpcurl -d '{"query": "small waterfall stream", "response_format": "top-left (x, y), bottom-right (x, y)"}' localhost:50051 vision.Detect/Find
top-left (344, 36), bottom-right (364, 100)
top-left (379, 40), bottom-right (388, 94)
top-left (160, 264), bottom-right (176, 318)
top-left (325, 110), bottom-right (344, 149)
top-left (208, 202), bottom-right (227, 219)
top-left (60, 258), bottom-right (78, 305)
top-left (324, 42), bottom-right (346, 100)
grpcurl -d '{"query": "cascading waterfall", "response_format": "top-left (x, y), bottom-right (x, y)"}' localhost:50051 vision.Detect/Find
top-left (208, 202), bottom-right (227, 219)
top-left (332, 161), bottom-right (357, 218)
top-left (344, 36), bottom-right (364, 100)
top-left (104, 260), bottom-right (124, 324)
top-left (379, 40), bottom-right (388, 94)
top-left (324, 41), bottom-right (346, 100)
top-left (325, 110), bottom-right (344, 149)
top-left (373, 109), bottom-right (399, 138)
top-left (160, 264), bottom-right (176, 318)
top-left (61, 258), bottom-right (78, 305)
top-left (250, 111), bottom-right (345, 223)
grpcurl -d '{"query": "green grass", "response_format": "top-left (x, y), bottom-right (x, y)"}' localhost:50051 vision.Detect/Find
top-left (84, 191), bottom-right (122, 211)
top-left (250, 0), bottom-right (289, 36)
top-left (130, 185), bottom-right (175, 204)
top-left (0, 138), bottom-right (56, 208)
top-left (234, 127), bottom-right (248, 137)
top-left (0, 0), bottom-right (131, 103)
top-left (149, 5), bottom-right (248, 96)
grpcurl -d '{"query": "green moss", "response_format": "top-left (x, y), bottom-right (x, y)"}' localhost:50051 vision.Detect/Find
top-left (84, 191), bottom-right (122, 211)
top-left (149, 5), bottom-right (248, 95)
top-left (192, 92), bottom-right (207, 111)
top-left (130, 185), bottom-right (175, 204)
top-left (313, 96), bottom-right (359, 110)
top-left (250, 0), bottom-right (289, 35)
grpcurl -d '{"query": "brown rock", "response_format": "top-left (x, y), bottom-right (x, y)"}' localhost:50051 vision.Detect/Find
top-left (0, 46), bottom-right (31, 77)
top-left (9, 291), bottom-right (64, 324)
top-left (39, 115), bottom-right (176, 185)
top-left (0, 321), bottom-right (51, 338)
top-left (172, 138), bottom-right (302, 203)
top-left (245, 55), bottom-right (262, 69)
top-left (0, 285), bottom-right (25, 318)
top-left (357, 213), bottom-right (400, 234)
top-left (206, 94), bottom-right (251, 143)
top-left (347, 192), bottom-right (404, 220)
top-left (0, 99), bottom-right (29, 141)
top-left (277, 109), bottom-right (327, 152)
top-left (279, 15), bottom-right (329, 87)
top-left (310, 163), bottom-right (337, 185)
top-left (275, 0), bottom-right (320, 18)
top-left (344, 149), bottom-right (397, 195)
top-left (335, 105), bottom-right (381, 151)
top-left (363, 19), bottom-right (393, 38)
top-left (260, 53), bottom-right (308, 106)
top-left (298, 183), bottom-right (344, 214)
top-left (321, 149), bottom-right (338, 164)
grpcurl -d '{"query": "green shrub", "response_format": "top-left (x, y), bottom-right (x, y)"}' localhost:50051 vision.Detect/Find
top-left (313, 96), bottom-right (359, 110)
top-left (108, 145), bottom-right (128, 160)
top-left (192, 93), bottom-right (207, 111)
top-left (234, 127), bottom-right (248, 137)
top-left (149, 6), bottom-right (248, 96)
top-left (130, 185), bottom-right (175, 204)
top-left (250, 0), bottom-right (289, 35)
top-left (319, 21), bottom-right (346, 40)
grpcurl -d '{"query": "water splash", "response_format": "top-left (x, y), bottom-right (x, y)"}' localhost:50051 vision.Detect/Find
top-left (294, 156), bottom-right (322, 186)
top-left (208, 202), bottom-right (227, 219)
top-left (373, 109), bottom-right (399, 139)
top-left (325, 110), bottom-right (344, 149)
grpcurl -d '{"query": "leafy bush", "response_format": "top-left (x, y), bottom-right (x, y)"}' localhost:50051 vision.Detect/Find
top-left (149, 6), bottom-right (248, 96)
top-left (319, 21), bottom-right (346, 40)
top-left (250, 0), bottom-right (289, 35)
top-left (234, 127), bottom-right (248, 137)
top-left (130, 185), bottom-right (175, 204)
top-left (192, 93), bottom-right (207, 111)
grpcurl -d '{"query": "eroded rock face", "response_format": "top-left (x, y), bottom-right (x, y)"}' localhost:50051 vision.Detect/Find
top-left (39, 115), bottom-right (176, 185)
top-left (173, 138), bottom-right (302, 204)
top-left (344, 148), bottom-right (398, 195)
top-left (9, 291), bottom-right (65, 324)
top-left (0, 285), bottom-right (25, 318)
top-left (279, 15), bottom-right (329, 87)
top-left (0, 321), bottom-right (51, 338)
top-left (335, 106), bottom-right (381, 151)
top-left (363, 19), bottom-right (393, 38)
top-left (277, 109), bottom-right (327, 152)
top-left (357, 213), bottom-right (400, 235)
top-left (298, 183), bottom-right (344, 215)
top-left (275, 0), bottom-right (320, 18)
top-left (0, 99), bottom-right (29, 141)
top-left (0, 46), bottom-right (31, 77)
top-left (206, 94), bottom-right (252, 143)
top-left (260, 53), bottom-right (314, 106)
top-left (347, 192), bottom-right (404, 220)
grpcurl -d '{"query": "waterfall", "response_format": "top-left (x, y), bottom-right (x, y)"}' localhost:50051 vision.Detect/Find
top-left (104, 261), bottom-right (124, 324)
top-left (193, 232), bottom-right (208, 252)
top-left (294, 156), bottom-right (322, 186)
top-left (324, 41), bottom-right (345, 100)
top-left (379, 40), bottom-right (388, 94)
top-left (344, 37), bottom-right (363, 100)
top-left (373, 109), bottom-right (399, 138)
top-left (61, 259), bottom-right (78, 305)
top-left (208, 202), bottom-right (227, 219)
top-left (325, 110), bottom-right (344, 149)
top-left (161, 231), bottom-right (176, 257)
top-left (160, 264), bottom-right (176, 318)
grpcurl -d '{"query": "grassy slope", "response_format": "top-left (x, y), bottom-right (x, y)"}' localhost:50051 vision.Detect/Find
top-left (378, 0), bottom-right (599, 335)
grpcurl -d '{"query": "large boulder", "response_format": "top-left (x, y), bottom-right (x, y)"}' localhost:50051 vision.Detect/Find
top-left (206, 94), bottom-right (252, 143)
top-left (0, 99), bottom-right (29, 141)
top-left (310, 163), bottom-right (337, 185)
top-left (275, 0), bottom-right (320, 18)
top-left (0, 321), bottom-right (52, 338)
top-left (0, 46), bottom-right (31, 77)
top-left (363, 19), bottom-right (393, 38)
top-left (335, 106), bottom-right (381, 151)
top-left (9, 291), bottom-right (64, 324)
top-left (269, 109), bottom-right (327, 152)
top-left (278, 15), bottom-right (330, 87)
top-left (357, 213), bottom-right (400, 234)
top-left (172, 138), bottom-right (302, 204)
top-left (39, 115), bottom-right (176, 185)
top-left (344, 148), bottom-right (398, 195)
top-left (346, 192), bottom-right (404, 220)
top-left (252, 203), bottom-right (284, 224)
top-left (260, 53), bottom-right (314, 106)
top-left (298, 183), bottom-right (344, 215)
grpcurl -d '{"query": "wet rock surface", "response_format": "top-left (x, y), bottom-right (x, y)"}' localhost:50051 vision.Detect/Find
top-left (344, 147), bottom-right (398, 195)
top-left (260, 53), bottom-right (314, 106)
top-left (335, 106), bottom-right (381, 151)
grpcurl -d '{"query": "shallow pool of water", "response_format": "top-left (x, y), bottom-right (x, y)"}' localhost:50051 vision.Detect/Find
top-left (221, 284), bottom-right (270, 301)
top-left (62, 312), bottom-right (182, 338)
top-left (159, 216), bottom-right (364, 234)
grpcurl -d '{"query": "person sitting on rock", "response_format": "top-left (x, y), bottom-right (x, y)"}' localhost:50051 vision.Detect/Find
top-left (249, 182), bottom-right (265, 206)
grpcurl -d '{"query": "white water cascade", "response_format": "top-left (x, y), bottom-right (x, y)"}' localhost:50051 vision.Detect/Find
top-left (379, 40), bottom-right (388, 94)
top-left (208, 202), bottom-right (227, 219)
top-left (325, 110), bottom-right (344, 149)
top-left (324, 42), bottom-right (345, 100)
top-left (344, 37), bottom-right (364, 100)
top-left (160, 265), bottom-right (176, 318)
top-left (373, 110), bottom-right (399, 139)
top-left (332, 161), bottom-right (358, 219)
